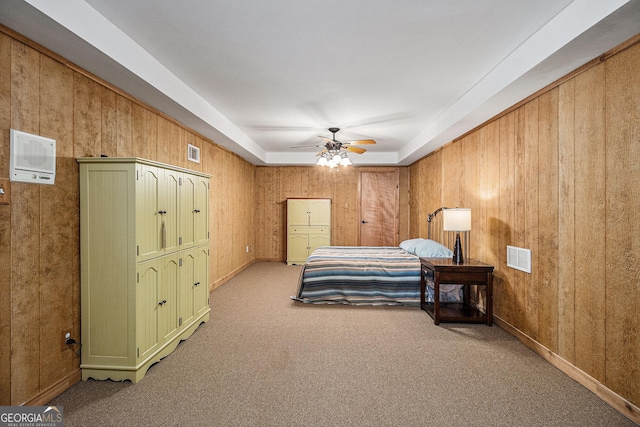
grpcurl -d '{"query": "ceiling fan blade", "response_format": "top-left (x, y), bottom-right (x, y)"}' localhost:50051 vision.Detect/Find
top-left (347, 139), bottom-right (376, 145)
top-left (346, 146), bottom-right (366, 154)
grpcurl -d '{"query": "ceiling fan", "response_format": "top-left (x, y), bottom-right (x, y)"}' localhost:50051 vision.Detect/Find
top-left (316, 127), bottom-right (376, 156)
top-left (292, 128), bottom-right (376, 167)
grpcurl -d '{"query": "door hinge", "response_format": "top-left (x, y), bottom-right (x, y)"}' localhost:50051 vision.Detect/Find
top-left (137, 347), bottom-right (140, 358)
top-left (179, 237), bottom-right (183, 245)
top-left (179, 258), bottom-right (183, 267)
top-left (137, 245), bottom-right (139, 256)
top-left (137, 273), bottom-right (139, 283)
top-left (179, 317), bottom-right (183, 326)
top-left (179, 177), bottom-right (183, 186)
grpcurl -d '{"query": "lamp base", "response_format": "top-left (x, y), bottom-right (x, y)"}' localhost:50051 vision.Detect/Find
top-left (452, 233), bottom-right (464, 264)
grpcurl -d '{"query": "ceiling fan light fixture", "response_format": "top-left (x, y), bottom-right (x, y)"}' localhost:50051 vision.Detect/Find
top-left (317, 157), bottom-right (328, 166)
top-left (340, 156), bottom-right (351, 166)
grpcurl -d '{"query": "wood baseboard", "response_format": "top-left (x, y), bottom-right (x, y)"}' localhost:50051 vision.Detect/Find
top-left (494, 316), bottom-right (640, 424)
top-left (21, 369), bottom-right (82, 406)
top-left (210, 259), bottom-right (256, 291)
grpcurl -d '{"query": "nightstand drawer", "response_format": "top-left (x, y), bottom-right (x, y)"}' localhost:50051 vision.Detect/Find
top-left (437, 271), bottom-right (488, 283)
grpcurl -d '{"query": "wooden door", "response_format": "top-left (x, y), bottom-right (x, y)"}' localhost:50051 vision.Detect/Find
top-left (359, 169), bottom-right (399, 246)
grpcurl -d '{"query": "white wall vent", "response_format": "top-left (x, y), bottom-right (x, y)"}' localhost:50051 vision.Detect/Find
top-left (10, 129), bottom-right (56, 185)
top-left (507, 245), bottom-right (532, 273)
top-left (187, 144), bottom-right (200, 163)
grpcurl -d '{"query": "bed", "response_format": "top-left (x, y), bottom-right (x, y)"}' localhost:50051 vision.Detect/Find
top-left (291, 207), bottom-right (468, 306)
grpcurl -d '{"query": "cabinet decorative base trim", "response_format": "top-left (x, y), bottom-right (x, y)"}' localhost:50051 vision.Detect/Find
top-left (81, 310), bottom-right (209, 383)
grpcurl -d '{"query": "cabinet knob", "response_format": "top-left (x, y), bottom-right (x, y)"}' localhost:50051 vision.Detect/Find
top-left (193, 209), bottom-right (200, 213)
top-left (361, 220), bottom-right (368, 224)
top-left (194, 281), bottom-right (200, 287)
top-left (158, 210), bottom-right (167, 215)
top-left (158, 299), bottom-right (167, 306)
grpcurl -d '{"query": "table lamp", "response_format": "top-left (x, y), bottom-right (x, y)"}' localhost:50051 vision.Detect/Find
top-left (443, 208), bottom-right (471, 264)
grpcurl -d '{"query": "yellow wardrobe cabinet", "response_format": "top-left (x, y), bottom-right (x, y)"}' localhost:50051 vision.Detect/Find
top-left (77, 157), bottom-right (211, 383)
top-left (286, 198), bottom-right (331, 265)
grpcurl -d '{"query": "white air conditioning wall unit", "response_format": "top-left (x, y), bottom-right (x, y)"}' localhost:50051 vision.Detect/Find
top-left (10, 129), bottom-right (56, 185)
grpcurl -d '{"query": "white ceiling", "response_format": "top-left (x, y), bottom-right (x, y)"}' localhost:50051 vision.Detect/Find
top-left (2, 0), bottom-right (640, 166)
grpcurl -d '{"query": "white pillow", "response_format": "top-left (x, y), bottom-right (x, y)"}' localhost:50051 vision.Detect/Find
top-left (413, 239), bottom-right (453, 258)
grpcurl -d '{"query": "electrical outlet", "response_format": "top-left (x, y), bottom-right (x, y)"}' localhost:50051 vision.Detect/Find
top-left (246, 245), bottom-right (249, 253)
top-left (0, 179), bottom-right (10, 205)
top-left (61, 326), bottom-right (73, 351)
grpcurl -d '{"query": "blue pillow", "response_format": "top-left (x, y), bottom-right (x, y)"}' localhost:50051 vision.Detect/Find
top-left (399, 238), bottom-right (426, 254)
top-left (413, 239), bottom-right (453, 258)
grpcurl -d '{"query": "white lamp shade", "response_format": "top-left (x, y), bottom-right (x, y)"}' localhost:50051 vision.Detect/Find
top-left (317, 157), bottom-right (328, 166)
top-left (443, 208), bottom-right (471, 231)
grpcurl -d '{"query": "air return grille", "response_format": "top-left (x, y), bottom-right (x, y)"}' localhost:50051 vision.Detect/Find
top-left (187, 144), bottom-right (200, 163)
top-left (507, 245), bottom-right (531, 273)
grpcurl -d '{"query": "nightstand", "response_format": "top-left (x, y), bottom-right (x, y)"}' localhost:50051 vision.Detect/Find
top-left (420, 257), bottom-right (494, 325)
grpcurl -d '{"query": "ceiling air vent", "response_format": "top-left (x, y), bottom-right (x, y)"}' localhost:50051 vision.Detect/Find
top-left (187, 144), bottom-right (200, 163)
top-left (507, 245), bottom-right (531, 273)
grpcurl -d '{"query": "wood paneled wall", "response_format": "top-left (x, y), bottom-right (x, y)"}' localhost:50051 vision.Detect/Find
top-left (0, 28), bottom-right (254, 405)
top-left (409, 39), bottom-right (640, 413)
top-left (255, 166), bottom-right (410, 261)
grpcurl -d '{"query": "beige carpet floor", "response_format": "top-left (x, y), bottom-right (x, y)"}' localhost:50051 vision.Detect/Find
top-left (50, 261), bottom-right (635, 426)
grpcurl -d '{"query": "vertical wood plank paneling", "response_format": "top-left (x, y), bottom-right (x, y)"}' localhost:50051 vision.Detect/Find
top-left (116, 94), bottom-right (133, 157)
top-left (10, 40), bottom-right (41, 405)
top-left (132, 104), bottom-right (156, 159)
top-left (157, 116), bottom-right (171, 164)
top-left (605, 43), bottom-right (640, 404)
top-left (557, 78), bottom-right (576, 363)
top-left (537, 88), bottom-right (559, 351)
top-left (73, 74), bottom-right (101, 157)
top-left (398, 167), bottom-right (410, 242)
top-left (524, 99), bottom-right (539, 338)
top-left (408, 163), bottom-right (419, 236)
top-left (497, 112), bottom-right (516, 325)
top-left (256, 167), bottom-right (270, 258)
top-left (216, 152), bottom-right (229, 275)
top-left (200, 140), bottom-right (218, 282)
top-left (480, 121), bottom-right (500, 270)
top-left (512, 108), bottom-right (527, 330)
top-left (463, 132), bottom-right (480, 258)
top-left (156, 116), bottom-right (181, 166)
top-left (101, 87), bottom-right (117, 156)
top-left (0, 31), bottom-right (12, 406)
top-left (441, 140), bottom-right (463, 207)
top-left (423, 151), bottom-right (442, 238)
top-left (574, 63), bottom-right (606, 382)
top-left (38, 55), bottom-right (78, 388)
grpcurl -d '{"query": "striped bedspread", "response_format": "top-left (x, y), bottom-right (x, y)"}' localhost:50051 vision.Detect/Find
top-left (292, 246), bottom-right (422, 306)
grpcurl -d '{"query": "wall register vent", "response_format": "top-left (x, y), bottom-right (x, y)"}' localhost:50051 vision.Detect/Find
top-left (188, 144), bottom-right (200, 163)
top-left (507, 245), bottom-right (532, 273)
